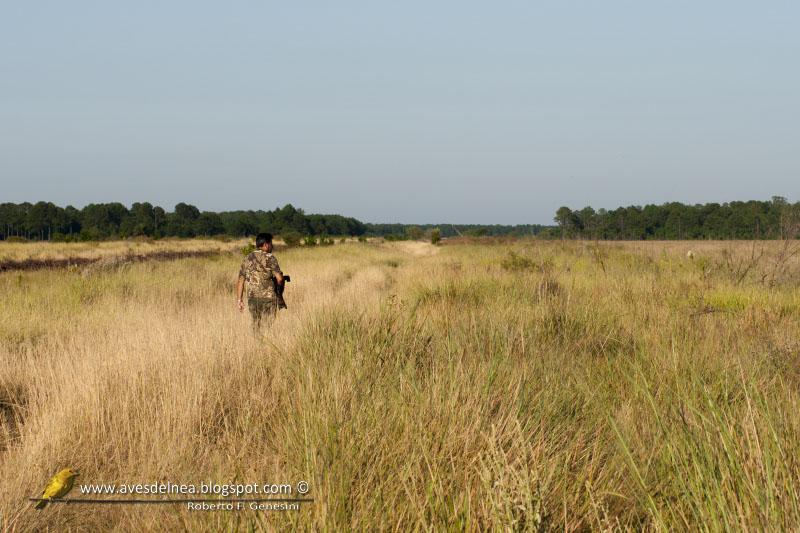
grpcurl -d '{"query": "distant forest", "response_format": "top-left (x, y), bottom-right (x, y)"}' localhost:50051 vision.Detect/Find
top-left (0, 198), bottom-right (797, 241)
top-left (0, 201), bottom-right (549, 241)
top-left (0, 202), bottom-right (364, 241)
top-left (367, 223), bottom-right (549, 238)
top-left (551, 197), bottom-right (800, 240)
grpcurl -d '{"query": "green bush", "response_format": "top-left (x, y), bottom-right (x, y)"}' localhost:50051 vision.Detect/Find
top-left (500, 251), bottom-right (535, 272)
top-left (80, 229), bottom-right (102, 241)
top-left (304, 235), bottom-right (317, 246)
top-left (282, 231), bottom-right (302, 247)
top-left (405, 226), bottom-right (423, 240)
top-left (430, 228), bottom-right (441, 245)
top-left (241, 243), bottom-right (255, 256)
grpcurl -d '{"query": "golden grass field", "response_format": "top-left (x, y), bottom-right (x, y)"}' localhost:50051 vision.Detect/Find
top-left (0, 238), bottom-right (241, 264)
top-left (1, 238), bottom-right (800, 531)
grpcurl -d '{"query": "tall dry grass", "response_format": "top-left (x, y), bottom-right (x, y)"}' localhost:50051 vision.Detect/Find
top-left (0, 238), bottom-right (250, 264)
top-left (1, 239), bottom-right (800, 531)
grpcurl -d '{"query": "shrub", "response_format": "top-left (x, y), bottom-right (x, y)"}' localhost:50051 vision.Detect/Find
top-left (500, 251), bottom-right (535, 272)
top-left (241, 243), bottom-right (255, 256)
top-left (405, 226), bottom-right (424, 240)
top-left (431, 228), bottom-right (441, 245)
top-left (80, 229), bottom-right (102, 241)
top-left (304, 235), bottom-right (318, 246)
top-left (358, 235), bottom-right (368, 243)
top-left (282, 232), bottom-right (302, 247)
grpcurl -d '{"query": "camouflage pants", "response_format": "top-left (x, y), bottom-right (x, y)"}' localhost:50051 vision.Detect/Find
top-left (248, 297), bottom-right (278, 332)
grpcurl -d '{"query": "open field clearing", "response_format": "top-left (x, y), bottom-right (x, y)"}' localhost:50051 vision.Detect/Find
top-left (2, 239), bottom-right (800, 530)
top-left (0, 238), bottom-right (370, 273)
top-left (0, 239), bottom-right (249, 274)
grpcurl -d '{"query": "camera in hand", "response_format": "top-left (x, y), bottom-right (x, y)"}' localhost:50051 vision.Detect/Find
top-left (274, 274), bottom-right (290, 309)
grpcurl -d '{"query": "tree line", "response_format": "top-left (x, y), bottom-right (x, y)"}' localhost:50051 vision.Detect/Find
top-left (0, 202), bottom-right (366, 241)
top-left (550, 197), bottom-right (800, 240)
top-left (0, 201), bottom-right (553, 242)
top-left (3, 198), bottom-right (798, 242)
top-left (365, 223), bottom-right (549, 239)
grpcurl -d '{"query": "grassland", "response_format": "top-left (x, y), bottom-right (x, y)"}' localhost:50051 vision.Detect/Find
top-left (0, 238), bottom-right (242, 264)
top-left (1, 238), bottom-right (800, 531)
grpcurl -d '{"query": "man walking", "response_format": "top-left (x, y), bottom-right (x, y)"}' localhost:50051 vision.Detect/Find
top-left (236, 232), bottom-right (284, 332)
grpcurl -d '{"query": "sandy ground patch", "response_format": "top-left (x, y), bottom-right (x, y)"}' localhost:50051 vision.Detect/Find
top-left (386, 241), bottom-right (439, 256)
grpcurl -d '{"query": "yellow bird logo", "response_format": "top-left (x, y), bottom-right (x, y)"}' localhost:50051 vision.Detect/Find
top-left (35, 468), bottom-right (80, 510)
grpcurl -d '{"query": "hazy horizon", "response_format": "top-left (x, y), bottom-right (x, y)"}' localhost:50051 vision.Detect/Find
top-left (2, 2), bottom-right (798, 225)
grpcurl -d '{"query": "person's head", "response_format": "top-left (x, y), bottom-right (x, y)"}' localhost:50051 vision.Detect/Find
top-left (255, 232), bottom-right (273, 251)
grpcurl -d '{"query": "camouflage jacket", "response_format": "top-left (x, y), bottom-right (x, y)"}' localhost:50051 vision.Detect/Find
top-left (239, 250), bottom-right (282, 300)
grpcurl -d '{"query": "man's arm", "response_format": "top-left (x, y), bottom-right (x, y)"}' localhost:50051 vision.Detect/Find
top-left (270, 255), bottom-right (284, 283)
top-left (236, 275), bottom-right (245, 312)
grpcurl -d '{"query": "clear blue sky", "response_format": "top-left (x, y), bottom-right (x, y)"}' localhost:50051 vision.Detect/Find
top-left (1, 1), bottom-right (798, 224)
